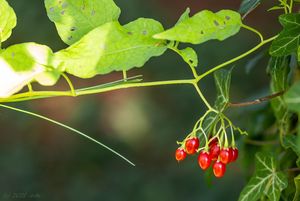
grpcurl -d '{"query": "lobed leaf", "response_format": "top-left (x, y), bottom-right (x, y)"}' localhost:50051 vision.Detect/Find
top-left (282, 135), bottom-right (300, 156)
top-left (153, 10), bottom-right (242, 45)
top-left (284, 80), bottom-right (300, 112)
top-left (238, 152), bottom-right (288, 201)
top-left (0, 0), bottom-right (17, 42)
top-left (214, 68), bottom-right (232, 111)
top-left (0, 43), bottom-right (59, 98)
top-left (54, 18), bottom-right (167, 78)
top-left (270, 14), bottom-right (300, 56)
top-left (44, 0), bottom-right (121, 45)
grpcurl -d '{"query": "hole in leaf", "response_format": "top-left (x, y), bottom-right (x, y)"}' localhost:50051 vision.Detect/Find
top-left (68, 36), bottom-right (73, 40)
top-left (61, 10), bottom-right (65, 15)
top-left (200, 31), bottom-right (204, 34)
top-left (142, 30), bottom-right (147, 35)
top-left (127, 32), bottom-right (133, 35)
top-left (225, 16), bottom-right (231, 20)
top-left (91, 10), bottom-right (95, 16)
top-left (213, 20), bottom-right (219, 26)
top-left (189, 60), bottom-right (193, 63)
top-left (49, 7), bottom-right (54, 12)
top-left (62, 2), bottom-right (68, 8)
top-left (11, 52), bottom-right (15, 58)
top-left (58, 0), bottom-right (62, 4)
top-left (70, 27), bottom-right (76, 31)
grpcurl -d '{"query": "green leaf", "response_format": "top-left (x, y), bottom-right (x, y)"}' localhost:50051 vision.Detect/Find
top-left (297, 158), bottom-right (300, 167)
top-left (0, 43), bottom-right (58, 98)
top-left (179, 47), bottom-right (198, 67)
top-left (54, 18), bottom-right (167, 78)
top-left (45, 0), bottom-right (121, 45)
top-left (238, 152), bottom-right (288, 201)
top-left (0, 0), bottom-right (17, 42)
top-left (239, 0), bottom-right (261, 14)
top-left (270, 14), bottom-right (300, 56)
top-left (214, 68), bottom-right (232, 111)
top-left (294, 174), bottom-right (300, 201)
top-left (176, 7), bottom-right (190, 25)
top-left (153, 10), bottom-right (242, 45)
top-left (282, 135), bottom-right (300, 156)
top-left (284, 81), bottom-right (300, 112)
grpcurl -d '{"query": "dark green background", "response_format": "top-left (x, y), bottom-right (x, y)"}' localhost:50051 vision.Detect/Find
top-left (0, 0), bottom-right (280, 200)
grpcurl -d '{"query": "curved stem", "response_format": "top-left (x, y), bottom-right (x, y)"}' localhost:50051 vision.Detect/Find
top-left (242, 24), bottom-right (264, 42)
top-left (123, 70), bottom-right (128, 81)
top-left (193, 83), bottom-right (214, 110)
top-left (0, 103), bottom-right (135, 166)
top-left (61, 73), bottom-right (76, 96)
top-left (197, 35), bottom-right (277, 80)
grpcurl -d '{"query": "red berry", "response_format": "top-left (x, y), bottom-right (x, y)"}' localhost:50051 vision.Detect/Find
top-left (185, 137), bottom-right (200, 155)
top-left (175, 148), bottom-right (187, 162)
top-left (219, 148), bottom-right (232, 164)
top-left (198, 151), bottom-right (212, 170)
top-left (231, 148), bottom-right (239, 162)
top-left (209, 143), bottom-right (220, 160)
top-left (213, 161), bottom-right (226, 178)
top-left (209, 138), bottom-right (218, 147)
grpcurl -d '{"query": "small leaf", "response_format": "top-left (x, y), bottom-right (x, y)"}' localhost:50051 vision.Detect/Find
top-left (239, 0), bottom-right (261, 14)
top-left (55, 18), bottom-right (167, 78)
top-left (294, 174), bottom-right (300, 201)
top-left (282, 135), bottom-right (300, 156)
top-left (45, 0), bottom-right (121, 45)
top-left (270, 14), bottom-right (300, 56)
top-left (0, 0), bottom-right (17, 42)
top-left (0, 43), bottom-right (58, 98)
top-left (153, 10), bottom-right (242, 45)
top-left (214, 68), bottom-right (232, 111)
top-left (238, 152), bottom-right (288, 201)
top-left (179, 47), bottom-right (198, 67)
top-left (284, 81), bottom-right (300, 112)
top-left (176, 7), bottom-right (190, 25)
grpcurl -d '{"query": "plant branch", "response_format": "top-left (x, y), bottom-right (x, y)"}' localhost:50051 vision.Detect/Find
top-left (228, 91), bottom-right (284, 108)
top-left (242, 24), bottom-right (264, 42)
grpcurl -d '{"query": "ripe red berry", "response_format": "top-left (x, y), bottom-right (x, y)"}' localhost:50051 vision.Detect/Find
top-left (198, 151), bottom-right (212, 170)
top-left (209, 138), bottom-right (218, 147)
top-left (209, 143), bottom-right (220, 160)
top-left (219, 148), bottom-right (232, 164)
top-left (213, 160), bottom-right (226, 178)
top-left (230, 148), bottom-right (239, 162)
top-left (175, 148), bottom-right (187, 162)
top-left (185, 137), bottom-right (200, 155)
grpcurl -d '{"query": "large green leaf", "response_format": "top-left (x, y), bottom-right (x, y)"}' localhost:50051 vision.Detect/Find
top-left (294, 174), bottom-right (300, 201)
top-left (44, 0), bottom-right (121, 45)
top-left (54, 18), bottom-right (167, 78)
top-left (270, 14), bottom-right (300, 56)
top-left (282, 135), bottom-right (300, 156)
top-left (0, 0), bottom-right (17, 42)
top-left (214, 68), bottom-right (232, 111)
top-left (284, 81), bottom-right (300, 112)
top-left (0, 43), bottom-right (58, 98)
top-left (153, 10), bottom-right (242, 45)
top-left (238, 152), bottom-right (288, 201)
top-left (267, 56), bottom-right (290, 135)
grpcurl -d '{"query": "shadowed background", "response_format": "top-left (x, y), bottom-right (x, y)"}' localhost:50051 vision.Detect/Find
top-left (0, 0), bottom-right (281, 200)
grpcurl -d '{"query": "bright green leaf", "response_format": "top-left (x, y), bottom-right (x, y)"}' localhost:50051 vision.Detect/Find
top-left (284, 81), bottom-right (300, 112)
top-left (294, 174), bottom-right (300, 201)
top-left (54, 18), bottom-right (167, 78)
top-left (270, 14), bottom-right (300, 56)
top-left (239, 0), bottom-right (262, 14)
top-left (282, 135), bottom-right (300, 156)
top-left (0, 43), bottom-right (58, 98)
top-left (45, 0), bottom-right (121, 45)
top-left (153, 10), bottom-right (242, 45)
top-left (176, 7), bottom-right (190, 25)
top-left (214, 68), bottom-right (232, 111)
top-left (179, 47), bottom-right (198, 67)
top-left (0, 0), bottom-right (17, 42)
top-left (238, 152), bottom-right (288, 201)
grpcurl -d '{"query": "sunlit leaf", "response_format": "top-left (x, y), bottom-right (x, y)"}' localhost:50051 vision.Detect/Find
top-left (0, 0), bottom-right (17, 42)
top-left (176, 7), bottom-right (190, 25)
top-left (214, 68), bottom-right (232, 111)
top-left (0, 43), bottom-right (58, 98)
top-left (284, 81), bottom-right (300, 112)
top-left (270, 14), bottom-right (300, 56)
top-left (55, 18), bottom-right (167, 78)
top-left (153, 10), bottom-right (242, 45)
top-left (45, 0), bottom-right (121, 45)
top-left (238, 152), bottom-right (288, 201)
top-left (179, 47), bottom-right (198, 67)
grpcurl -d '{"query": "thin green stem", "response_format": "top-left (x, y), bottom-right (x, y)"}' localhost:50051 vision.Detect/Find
top-left (123, 70), bottom-right (128, 81)
top-left (0, 103), bottom-right (135, 166)
top-left (61, 73), bottom-right (76, 96)
top-left (289, 0), bottom-right (293, 13)
top-left (242, 24), bottom-right (264, 42)
top-left (27, 83), bottom-right (33, 93)
top-left (197, 35), bottom-right (277, 80)
top-left (193, 83), bottom-right (214, 110)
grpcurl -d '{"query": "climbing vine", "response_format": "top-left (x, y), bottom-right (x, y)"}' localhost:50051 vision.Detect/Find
top-left (1, 0), bottom-right (300, 200)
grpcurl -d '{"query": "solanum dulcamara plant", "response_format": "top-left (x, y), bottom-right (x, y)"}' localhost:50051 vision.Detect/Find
top-left (0, 0), bottom-right (300, 200)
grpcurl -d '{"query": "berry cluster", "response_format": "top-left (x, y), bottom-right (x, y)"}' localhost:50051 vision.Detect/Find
top-left (175, 137), bottom-right (239, 178)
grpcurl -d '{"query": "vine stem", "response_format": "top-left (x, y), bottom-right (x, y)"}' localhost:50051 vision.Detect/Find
top-left (197, 35), bottom-right (277, 80)
top-left (241, 24), bottom-right (264, 42)
top-left (0, 103), bottom-right (135, 166)
top-left (61, 73), bottom-right (76, 96)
